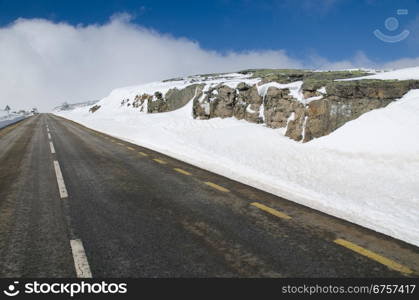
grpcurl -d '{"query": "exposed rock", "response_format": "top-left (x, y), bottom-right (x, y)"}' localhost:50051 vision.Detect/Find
top-left (193, 84), bottom-right (235, 119)
top-left (263, 87), bottom-right (303, 129)
top-left (89, 105), bottom-right (101, 113)
top-left (165, 84), bottom-right (204, 111)
top-left (148, 92), bottom-right (166, 113)
top-left (244, 69), bottom-right (373, 85)
top-left (124, 69), bottom-right (419, 143)
top-left (193, 76), bottom-right (419, 142)
top-left (284, 109), bottom-right (306, 141)
top-left (235, 83), bottom-right (263, 123)
top-left (211, 85), bottom-right (236, 118)
top-left (128, 84), bottom-right (205, 114)
top-left (192, 91), bottom-right (209, 120)
top-left (301, 80), bottom-right (419, 141)
top-left (133, 94), bottom-right (152, 112)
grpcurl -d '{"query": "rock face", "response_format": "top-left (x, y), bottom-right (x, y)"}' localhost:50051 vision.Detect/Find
top-left (302, 80), bottom-right (419, 141)
top-left (192, 78), bottom-right (419, 142)
top-left (117, 69), bottom-right (419, 142)
top-left (124, 84), bottom-right (205, 113)
top-left (235, 83), bottom-right (263, 123)
top-left (89, 105), bottom-right (101, 113)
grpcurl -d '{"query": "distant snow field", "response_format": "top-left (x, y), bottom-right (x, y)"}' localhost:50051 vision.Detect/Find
top-left (0, 110), bottom-right (26, 129)
top-left (55, 69), bottom-right (419, 247)
top-left (339, 66), bottom-right (419, 81)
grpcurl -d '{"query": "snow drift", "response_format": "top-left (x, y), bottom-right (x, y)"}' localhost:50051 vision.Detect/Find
top-left (0, 110), bottom-right (26, 129)
top-left (55, 68), bottom-right (419, 247)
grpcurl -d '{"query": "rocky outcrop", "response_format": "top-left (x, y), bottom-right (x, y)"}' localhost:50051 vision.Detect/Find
top-left (117, 69), bottom-right (419, 142)
top-left (235, 83), bottom-right (263, 123)
top-left (89, 105), bottom-right (101, 113)
top-left (124, 84), bottom-right (205, 113)
top-left (192, 78), bottom-right (419, 142)
top-left (301, 80), bottom-right (419, 141)
top-left (193, 83), bottom-right (264, 123)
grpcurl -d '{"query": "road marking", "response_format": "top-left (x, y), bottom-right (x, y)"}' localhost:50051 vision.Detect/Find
top-left (127, 146), bottom-right (135, 151)
top-left (47, 128), bottom-right (50, 133)
top-left (0, 122), bottom-right (22, 137)
top-left (117, 142), bottom-right (124, 146)
top-left (138, 152), bottom-right (149, 156)
top-left (153, 158), bottom-right (167, 164)
top-left (48, 133), bottom-right (51, 140)
top-left (204, 181), bottom-right (229, 192)
top-left (251, 202), bottom-right (292, 220)
top-left (53, 160), bottom-right (68, 199)
top-left (174, 168), bottom-right (191, 176)
top-left (49, 141), bottom-right (56, 154)
top-left (70, 239), bottom-right (93, 278)
top-left (334, 238), bottom-right (413, 275)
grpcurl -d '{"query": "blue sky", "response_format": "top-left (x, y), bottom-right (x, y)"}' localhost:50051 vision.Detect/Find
top-left (1, 0), bottom-right (419, 111)
top-left (1, 0), bottom-right (418, 63)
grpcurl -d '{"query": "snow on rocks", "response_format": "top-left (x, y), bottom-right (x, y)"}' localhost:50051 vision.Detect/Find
top-left (54, 67), bottom-right (419, 247)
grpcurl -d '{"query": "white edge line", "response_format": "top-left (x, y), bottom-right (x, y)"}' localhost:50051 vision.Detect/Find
top-left (70, 239), bottom-right (92, 278)
top-left (49, 141), bottom-right (55, 154)
top-left (48, 133), bottom-right (51, 140)
top-left (53, 160), bottom-right (68, 198)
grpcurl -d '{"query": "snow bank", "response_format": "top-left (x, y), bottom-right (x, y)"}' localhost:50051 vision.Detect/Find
top-left (55, 75), bottom-right (419, 247)
top-left (311, 89), bottom-right (419, 154)
top-left (0, 111), bottom-right (26, 129)
top-left (339, 66), bottom-right (419, 81)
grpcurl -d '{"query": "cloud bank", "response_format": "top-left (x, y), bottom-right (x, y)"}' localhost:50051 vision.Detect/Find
top-left (0, 15), bottom-right (417, 111)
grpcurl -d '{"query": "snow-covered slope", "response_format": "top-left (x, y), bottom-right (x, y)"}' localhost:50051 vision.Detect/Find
top-left (97, 72), bottom-right (260, 112)
top-left (311, 89), bottom-right (419, 154)
top-left (0, 110), bottom-right (26, 129)
top-left (53, 100), bottom-right (99, 112)
top-left (339, 66), bottom-right (419, 81)
top-left (55, 69), bottom-right (419, 247)
top-left (0, 110), bottom-right (8, 120)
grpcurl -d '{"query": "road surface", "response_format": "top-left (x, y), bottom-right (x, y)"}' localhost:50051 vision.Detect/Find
top-left (0, 114), bottom-right (418, 277)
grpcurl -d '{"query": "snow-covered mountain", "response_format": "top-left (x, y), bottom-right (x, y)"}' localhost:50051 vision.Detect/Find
top-left (53, 100), bottom-right (99, 112)
top-left (55, 67), bottom-right (419, 247)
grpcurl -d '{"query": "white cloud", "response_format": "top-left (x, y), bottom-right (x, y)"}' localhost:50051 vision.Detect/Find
top-left (0, 15), bottom-right (302, 111)
top-left (0, 15), bottom-right (419, 112)
top-left (308, 51), bottom-right (378, 70)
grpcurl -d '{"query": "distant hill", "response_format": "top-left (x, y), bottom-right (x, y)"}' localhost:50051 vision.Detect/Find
top-left (53, 100), bottom-right (99, 112)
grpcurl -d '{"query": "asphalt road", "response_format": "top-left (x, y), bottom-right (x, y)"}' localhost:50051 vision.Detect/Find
top-left (0, 114), bottom-right (418, 278)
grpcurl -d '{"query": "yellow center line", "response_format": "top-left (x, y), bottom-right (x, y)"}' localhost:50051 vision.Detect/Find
top-left (334, 238), bottom-right (413, 275)
top-left (153, 158), bottom-right (167, 164)
top-left (0, 122), bottom-right (22, 137)
top-left (251, 202), bottom-right (292, 220)
top-left (138, 152), bottom-right (149, 157)
top-left (204, 181), bottom-right (229, 192)
top-left (174, 168), bottom-right (192, 176)
top-left (126, 146), bottom-right (135, 151)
